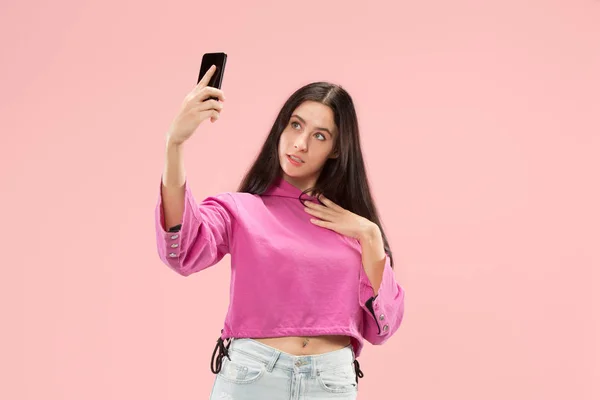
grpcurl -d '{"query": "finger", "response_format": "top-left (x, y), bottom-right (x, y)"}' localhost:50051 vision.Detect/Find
top-left (305, 200), bottom-right (337, 215)
top-left (318, 195), bottom-right (344, 211)
top-left (197, 65), bottom-right (216, 88)
top-left (304, 206), bottom-right (333, 221)
top-left (310, 218), bottom-right (334, 230)
top-left (197, 109), bottom-right (220, 122)
top-left (195, 99), bottom-right (223, 112)
top-left (193, 86), bottom-right (226, 103)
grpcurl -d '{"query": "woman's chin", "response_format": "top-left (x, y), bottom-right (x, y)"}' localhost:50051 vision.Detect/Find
top-left (280, 164), bottom-right (303, 179)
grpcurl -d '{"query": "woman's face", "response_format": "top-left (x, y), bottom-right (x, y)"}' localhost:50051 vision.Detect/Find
top-left (278, 101), bottom-right (338, 191)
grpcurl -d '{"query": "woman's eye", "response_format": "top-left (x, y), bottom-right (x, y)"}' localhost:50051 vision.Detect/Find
top-left (315, 133), bottom-right (326, 141)
top-left (291, 121), bottom-right (301, 129)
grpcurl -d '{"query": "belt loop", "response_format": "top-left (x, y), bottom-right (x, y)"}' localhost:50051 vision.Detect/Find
top-left (310, 356), bottom-right (318, 379)
top-left (266, 348), bottom-right (281, 372)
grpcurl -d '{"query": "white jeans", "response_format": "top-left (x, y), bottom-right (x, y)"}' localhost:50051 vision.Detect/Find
top-left (209, 338), bottom-right (359, 400)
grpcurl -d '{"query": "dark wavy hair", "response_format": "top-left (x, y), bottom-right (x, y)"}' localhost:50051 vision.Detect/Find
top-left (237, 82), bottom-right (394, 267)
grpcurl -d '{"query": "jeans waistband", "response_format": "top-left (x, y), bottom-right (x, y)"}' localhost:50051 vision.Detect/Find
top-left (228, 338), bottom-right (355, 373)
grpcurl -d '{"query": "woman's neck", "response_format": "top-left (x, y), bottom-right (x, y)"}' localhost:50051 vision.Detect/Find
top-left (281, 174), bottom-right (318, 194)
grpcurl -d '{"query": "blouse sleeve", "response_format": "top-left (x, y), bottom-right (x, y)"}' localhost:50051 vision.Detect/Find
top-left (359, 255), bottom-right (406, 345)
top-left (155, 179), bottom-right (237, 276)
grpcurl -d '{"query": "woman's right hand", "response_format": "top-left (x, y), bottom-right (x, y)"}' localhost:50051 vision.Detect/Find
top-left (166, 65), bottom-right (225, 146)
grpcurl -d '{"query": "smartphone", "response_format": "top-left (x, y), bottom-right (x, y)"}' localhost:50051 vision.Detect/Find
top-left (197, 52), bottom-right (227, 89)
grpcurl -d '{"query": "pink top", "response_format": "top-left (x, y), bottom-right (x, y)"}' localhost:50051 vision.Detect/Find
top-left (155, 177), bottom-right (405, 357)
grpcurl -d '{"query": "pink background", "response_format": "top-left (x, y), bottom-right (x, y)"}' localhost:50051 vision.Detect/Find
top-left (1, 0), bottom-right (599, 399)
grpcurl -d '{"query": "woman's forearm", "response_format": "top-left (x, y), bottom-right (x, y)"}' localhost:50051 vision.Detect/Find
top-left (161, 138), bottom-right (187, 229)
top-left (358, 225), bottom-right (387, 295)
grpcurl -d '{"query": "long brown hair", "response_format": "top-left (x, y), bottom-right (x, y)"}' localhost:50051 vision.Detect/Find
top-left (237, 82), bottom-right (394, 267)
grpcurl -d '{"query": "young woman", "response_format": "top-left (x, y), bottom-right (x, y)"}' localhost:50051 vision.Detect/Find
top-left (156, 65), bottom-right (406, 399)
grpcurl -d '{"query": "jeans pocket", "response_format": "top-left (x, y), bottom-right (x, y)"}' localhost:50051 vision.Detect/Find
top-left (217, 349), bottom-right (267, 385)
top-left (317, 364), bottom-right (358, 394)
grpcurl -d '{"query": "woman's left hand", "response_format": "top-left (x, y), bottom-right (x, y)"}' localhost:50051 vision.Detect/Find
top-left (304, 195), bottom-right (379, 242)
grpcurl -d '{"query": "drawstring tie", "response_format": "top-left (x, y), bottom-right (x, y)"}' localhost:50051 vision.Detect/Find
top-left (210, 336), bottom-right (231, 374)
top-left (353, 359), bottom-right (364, 383)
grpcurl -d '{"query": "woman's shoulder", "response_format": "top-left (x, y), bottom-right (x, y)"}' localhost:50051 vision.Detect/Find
top-left (224, 191), bottom-right (261, 203)
top-left (206, 191), bottom-right (263, 211)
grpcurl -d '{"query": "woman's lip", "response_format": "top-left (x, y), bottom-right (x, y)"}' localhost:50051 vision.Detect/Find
top-left (286, 154), bottom-right (303, 166)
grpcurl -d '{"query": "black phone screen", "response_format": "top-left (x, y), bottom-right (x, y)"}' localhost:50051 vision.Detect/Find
top-left (198, 52), bottom-right (227, 88)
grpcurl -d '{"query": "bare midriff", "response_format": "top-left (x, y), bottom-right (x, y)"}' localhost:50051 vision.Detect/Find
top-left (253, 335), bottom-right (352, 356)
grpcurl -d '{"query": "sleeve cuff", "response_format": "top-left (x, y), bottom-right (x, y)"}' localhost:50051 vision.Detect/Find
top-left (155, 179), bottom-right (201, 265)
top-left (359, 255), bottom-right (404, 336)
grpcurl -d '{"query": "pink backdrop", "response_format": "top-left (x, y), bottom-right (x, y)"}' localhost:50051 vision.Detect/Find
top-left (1, 0), bottom-right (599, 399)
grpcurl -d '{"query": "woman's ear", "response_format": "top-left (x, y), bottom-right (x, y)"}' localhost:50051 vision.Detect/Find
top-left (329, 149), bottom-right (339, 159)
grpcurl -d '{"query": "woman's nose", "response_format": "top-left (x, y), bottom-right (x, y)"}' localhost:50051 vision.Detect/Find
top-left (294, 136), bottom-right (308, 151)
